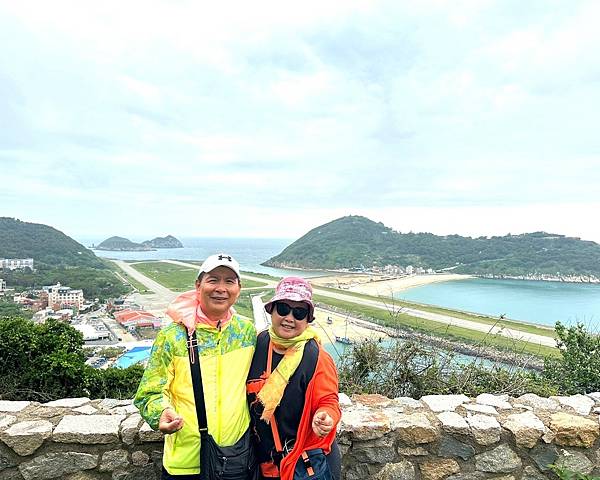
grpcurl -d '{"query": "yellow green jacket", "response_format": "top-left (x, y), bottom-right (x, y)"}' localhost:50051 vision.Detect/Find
top-left (134, 314), bottom-right (256, 475)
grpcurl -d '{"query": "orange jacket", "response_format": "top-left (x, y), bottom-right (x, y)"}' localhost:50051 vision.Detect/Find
top-left (277, 344), bottom-right (341, 480)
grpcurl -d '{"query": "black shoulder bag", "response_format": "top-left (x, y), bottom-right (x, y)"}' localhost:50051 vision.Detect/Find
top-left (188, 331), bottom-right (257, 480)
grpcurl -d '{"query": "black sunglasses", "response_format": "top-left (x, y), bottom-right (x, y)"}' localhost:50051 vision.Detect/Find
top-left (274, 302), bottom-right (309, 321)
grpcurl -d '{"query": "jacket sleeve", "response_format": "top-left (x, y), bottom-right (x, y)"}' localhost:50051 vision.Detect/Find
top-left (312, 349), bottom-right (342, 427)
top-left (133, 329), bottom-right (176, 430)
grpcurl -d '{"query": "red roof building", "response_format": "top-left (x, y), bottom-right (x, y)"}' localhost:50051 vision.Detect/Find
top-left (113, 310), bottom-right (161, 329)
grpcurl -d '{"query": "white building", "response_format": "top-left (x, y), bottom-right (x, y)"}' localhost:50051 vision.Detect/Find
top-left (0, 258), bottom-right (34, 270)
top-left (406, 265), bottom-right (414, 275)
top-left (0, 278), bottom-right (5, 292)
top-left (45, 283), bottom-right (84, 311)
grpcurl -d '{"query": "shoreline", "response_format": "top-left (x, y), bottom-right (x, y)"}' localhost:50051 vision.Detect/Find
top-left (310, 273), bottom-right (472, 296)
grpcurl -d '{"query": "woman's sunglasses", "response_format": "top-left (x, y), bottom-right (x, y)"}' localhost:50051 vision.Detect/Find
top-left (274, 302), bottom-right (309, 321)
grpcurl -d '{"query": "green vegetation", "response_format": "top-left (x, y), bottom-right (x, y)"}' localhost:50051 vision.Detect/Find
top-left (113, 268), bottom-right (152, 294)
top-left (314, 285), bottom-right (556, 338)
top-left (0, 299), bottom-right (33, 319)
top-left (96, 236), bottom-right (154, 251)
top-left (241, 278), bottom-right (268, 288)
top-left (550, 464), bottom-right (600, 480)
top-left (314, 294), bottom-right (559, 358)
top-left (264, 215), bottom-right (600, 278)
top-left (2, 265), bottom-right (130, 300)
top-left (131, 261), bottom-right (268, 291)
top-left (132, 261), bottom-right (196, 291)
top-left (543, 322), bottom-right (600, 394)
top-left (0, 317), bottom-right (142, 401)
top-left (235, 289), bottom-right (274, 319)
top-left (0, 218), bottom-right (130, 300)
top-left (338, 338), bottom-right (556, 399)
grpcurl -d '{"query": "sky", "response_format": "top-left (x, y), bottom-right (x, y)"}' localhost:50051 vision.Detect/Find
top-left (2, 0), bottom-right (600, 243)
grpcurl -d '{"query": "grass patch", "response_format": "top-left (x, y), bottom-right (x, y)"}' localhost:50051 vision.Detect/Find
top-left (313, 285), bottom-right (555, 338)
top-left (313, 294), bottom-right (559, 359)
top-left (132, 262), bottom-right (196, 291)
top-left (241, 279), bottom-right (268, 288)
top-left (112, 267), bottom-right (152, 294)
top-left (241, 271), bottom-right (281, 280)
top-left (236, 289), bottom-right (274, 319)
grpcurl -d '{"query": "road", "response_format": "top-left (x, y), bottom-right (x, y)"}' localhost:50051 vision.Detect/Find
top-left (117, 259), bottom-right (557, 348)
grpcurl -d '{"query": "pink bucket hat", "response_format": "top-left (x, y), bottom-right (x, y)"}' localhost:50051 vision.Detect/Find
top-left (264, 276), bottom-right (315, 322)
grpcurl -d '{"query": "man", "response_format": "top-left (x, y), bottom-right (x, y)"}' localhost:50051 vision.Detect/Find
top-left (134, 254), bottom-right (257, 479)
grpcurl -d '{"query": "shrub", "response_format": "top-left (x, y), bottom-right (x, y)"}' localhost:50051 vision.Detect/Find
top-left (543, 321), bottom-right (600, 394)
top-left (0, 316), bottom-right (142, 401)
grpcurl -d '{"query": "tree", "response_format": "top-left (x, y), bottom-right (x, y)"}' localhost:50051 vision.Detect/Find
top-left (543, 321), bottom-right (600, 394)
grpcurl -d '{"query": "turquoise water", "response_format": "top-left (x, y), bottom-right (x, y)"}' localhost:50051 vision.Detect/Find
top-left (114, 346), bottom-right (152, 368)
top-left (396, 278), bottom-right (600, 329)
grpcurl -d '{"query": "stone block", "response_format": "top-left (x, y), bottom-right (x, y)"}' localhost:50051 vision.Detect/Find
top-left (529, 444), bottom-right (558, 472)
top-left (462, 404), bottom-right (498, 415)
top-left (0, 416), bottom-right (16, 431)
top-left (0, 402), bottom-right (30, 413)
top-left (340, 405), bottom-right (391, 440)
top-left (53, 415), bottom-right (125, 444)
top-left (501, 411), bottom-right (545, 448)
top-left (465, 415), bottom-right (501, 446)
top-left (421, 395), bottom-right (469, 412)
top-left (99, 449), bottom-right (130, 472)
top-left (555, 448), bottom-right (593, 475)
top-left (392, 397), bottom-right (423, 409)
top-left (18, 452), bottom-right (98, 480)
top-left (521, 465), bottom-right (547, 480)
top-left (121, 413), bottom-right (143, 445)
top-left (353, 394), bottom-right (393, 408)
top-left (398, 447), bottom-right (429, 456)
top-left (369, 459), bottom-right (415, 480)
top-left (73, 405), bottom-right (98, 415)
top-left (338, 393), bottom-right (352, 407)
top-left (0, 420), bottom-right (53, 456)
top-left (517, 394), bottom-right (559, 411)
top-left (139, 422), bottom-right (164, 443)
top-left (549, 412), bottom-right (599, 447)
top-left (391, 413), bottom-right (439, 445)
top-left (420, 459), bottom-right (460, 480)
top-left (475, 393), bottom-right (512, 410)
top-left (550, 394), bottom-right (595, 416)
top-left (436, 412), bottom-right (469, 435)
top-left (437, 436), bottom-right (475, 461)
top-left (474, 444), bottom-right (521, 473)
top-left (42, 398), bottom-right (90, 408)
top-left (131, 450), bottom-right (150, 467)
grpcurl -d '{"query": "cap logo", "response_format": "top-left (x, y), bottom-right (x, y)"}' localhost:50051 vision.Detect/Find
top-left (218, 255), bottom-right (232, 261)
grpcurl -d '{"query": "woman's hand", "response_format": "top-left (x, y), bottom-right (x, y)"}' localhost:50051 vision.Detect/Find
top-left (159, 407), bottom-right (184, 434)
top-left (312, 410), bottom-right (334, 437)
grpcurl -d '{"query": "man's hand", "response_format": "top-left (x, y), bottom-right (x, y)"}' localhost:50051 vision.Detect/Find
top-left (312, 410), bottom-right (334, 437)
top-left (159, 407), bottom-right (184, 434)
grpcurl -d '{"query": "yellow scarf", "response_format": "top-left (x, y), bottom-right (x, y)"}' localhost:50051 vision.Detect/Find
top-left (257, 326), bottom-right (320, 423)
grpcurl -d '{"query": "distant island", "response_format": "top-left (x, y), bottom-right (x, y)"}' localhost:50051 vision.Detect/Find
top-left (95, 235), bottom-right (183, 251)
top-left (263, 215), bottom-right (600, 282)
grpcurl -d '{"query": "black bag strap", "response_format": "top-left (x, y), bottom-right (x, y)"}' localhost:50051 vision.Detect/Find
top-left (188, 330), bottom-right (208, 432)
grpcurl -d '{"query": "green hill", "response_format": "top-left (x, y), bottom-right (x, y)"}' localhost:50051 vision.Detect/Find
top-left (142, 235), bottom-right (183, 249)
top-left (0, 218), bottom-right (104, 268)
top-left (96, 236), bottom-right (154, 251)
top-left (263, 215), bottom-right (600, 278)
top-left (0, 218), bottom-right (129, 299)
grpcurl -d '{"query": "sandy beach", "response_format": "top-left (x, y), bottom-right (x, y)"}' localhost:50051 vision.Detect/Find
top-left (310, 273), bottom-right (472, 298)
top-left (310, 307), bottom-right (388, 345)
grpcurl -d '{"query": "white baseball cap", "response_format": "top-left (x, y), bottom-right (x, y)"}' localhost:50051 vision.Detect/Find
top-left (198, 253), bottom-right (240, 279)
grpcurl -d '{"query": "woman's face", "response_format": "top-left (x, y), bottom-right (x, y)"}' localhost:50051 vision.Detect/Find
top-left (270, 300), bottom-right (310, 339)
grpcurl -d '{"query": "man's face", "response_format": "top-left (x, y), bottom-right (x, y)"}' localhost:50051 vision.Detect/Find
top-left (196, 266), bottom-right (241, 320)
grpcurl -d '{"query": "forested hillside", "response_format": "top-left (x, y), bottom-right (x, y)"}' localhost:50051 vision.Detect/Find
top-left (0, 218), bottom-right (129, 299)
top-left (263, 216), bottom-right (600, 278)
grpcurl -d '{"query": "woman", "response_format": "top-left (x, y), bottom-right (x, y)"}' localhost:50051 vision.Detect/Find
top-left (247, 277), bottom-right (342, 480)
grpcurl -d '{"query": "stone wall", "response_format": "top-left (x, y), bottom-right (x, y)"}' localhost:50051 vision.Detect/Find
top-left (1, 392), bottom-right (600, 480)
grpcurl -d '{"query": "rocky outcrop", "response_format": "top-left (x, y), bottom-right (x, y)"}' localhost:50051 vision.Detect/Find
top-left (1, 393), bottom-right (600, 479)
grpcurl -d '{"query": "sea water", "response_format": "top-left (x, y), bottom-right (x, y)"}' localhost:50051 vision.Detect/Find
top-left (396, 278), bottom-right (600, 329)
